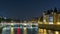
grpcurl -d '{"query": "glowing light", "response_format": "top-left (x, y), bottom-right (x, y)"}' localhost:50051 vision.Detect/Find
top-left (31, 26), bottom-right (32, 28)
top-left (11, 23), bottom-right (14, 25)
top-left (2, 27), bottom-right (6, 30)
top-left (11, 27), bottom-right (14, 34)
top-left (23, 27), bottom-right (27, 34)
top-left (43, 19), bottom-right (46, 22)
top-left (57, 22), bottom-right (60, 25)
top-left (24, 23), bottom-right (27, 25)
top-left (43, 29), bottom-right (47, 34)
top-left (17, 27), bottom-right (21, 34)
top-left (49, 22), bottom-right (53, 24)
top-left (55, 31), bottom-right (59, 34)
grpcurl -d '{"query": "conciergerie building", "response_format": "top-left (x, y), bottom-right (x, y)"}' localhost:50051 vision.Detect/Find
top-left (43, 8), bottom-right (60, 24)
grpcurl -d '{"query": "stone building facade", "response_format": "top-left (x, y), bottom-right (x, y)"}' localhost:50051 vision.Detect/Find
top-left (43, 8), bottom-right (60, 24)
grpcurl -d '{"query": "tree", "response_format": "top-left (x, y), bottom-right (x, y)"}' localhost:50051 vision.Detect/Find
top-left (0, 17), bottom-right (2, 23)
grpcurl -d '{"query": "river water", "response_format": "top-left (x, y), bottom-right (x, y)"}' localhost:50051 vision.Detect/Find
top-left (38, 28), bottom-right (60, 34)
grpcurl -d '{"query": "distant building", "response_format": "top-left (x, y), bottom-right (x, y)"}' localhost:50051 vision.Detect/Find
top-left (43, 8), bottom-right (60, 24)
top-left (32, 17), bottom-right (38, 23)
top-left (38, 16), bottom-right (43, 24)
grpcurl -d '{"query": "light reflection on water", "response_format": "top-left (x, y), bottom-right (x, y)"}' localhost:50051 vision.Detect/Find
top-left (38, 28), bottom-right (60, 34)
top-left (1, 27), bottom-right (38, 34)
top-left (1, 26), bottom-right (38, 34)
top-left (1, 23), bottom-right (60, 34)
top-left (1, 27), bottom-right (60, 34)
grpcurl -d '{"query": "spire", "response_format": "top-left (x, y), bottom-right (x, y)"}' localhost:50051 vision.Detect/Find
top-left (47, 10), bottom-right (50, 14)
top-left (54, 7), bottom-right (57, 12)
top-left (43, 11), bottom-right (46, 15)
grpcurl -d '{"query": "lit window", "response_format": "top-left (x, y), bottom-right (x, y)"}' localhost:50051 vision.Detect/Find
top-left (49, 16), bottom-right (53, 24)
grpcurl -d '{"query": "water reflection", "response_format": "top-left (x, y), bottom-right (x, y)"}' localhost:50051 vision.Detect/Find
top-left (2, 27), bottom-right (10, 34)
top-left (38, 28), bottom-right (60, 34)
top-left (11, 27), bottom-right (14, 34)
top-left (1, 23), bottom-right (38, 34)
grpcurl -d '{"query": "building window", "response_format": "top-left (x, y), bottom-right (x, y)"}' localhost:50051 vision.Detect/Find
top-left (49, 16), bottom-right (53, 22)
top-left (49, 16), bottom-right (53, 24)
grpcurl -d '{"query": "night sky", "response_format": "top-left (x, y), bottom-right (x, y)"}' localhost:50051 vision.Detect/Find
top-left (0, 0), bottom-right (60, 20)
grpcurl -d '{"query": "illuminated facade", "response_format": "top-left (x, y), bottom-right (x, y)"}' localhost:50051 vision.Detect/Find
top-left (57, 13), bottom-right (60, 24)
top-left (43, 8), bottom-right (60, 24)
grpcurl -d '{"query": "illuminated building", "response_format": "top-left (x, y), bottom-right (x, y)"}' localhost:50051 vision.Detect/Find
top-left (32, 17), bottom-right (38, 23)
top-left (43, 8), bottom-right (60, 24)
top-left (38, 16), bottom-right (43, 24)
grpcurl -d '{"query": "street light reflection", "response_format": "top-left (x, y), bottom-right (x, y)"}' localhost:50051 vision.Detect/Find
top-left (55, 31), bottom-right (59, 34)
